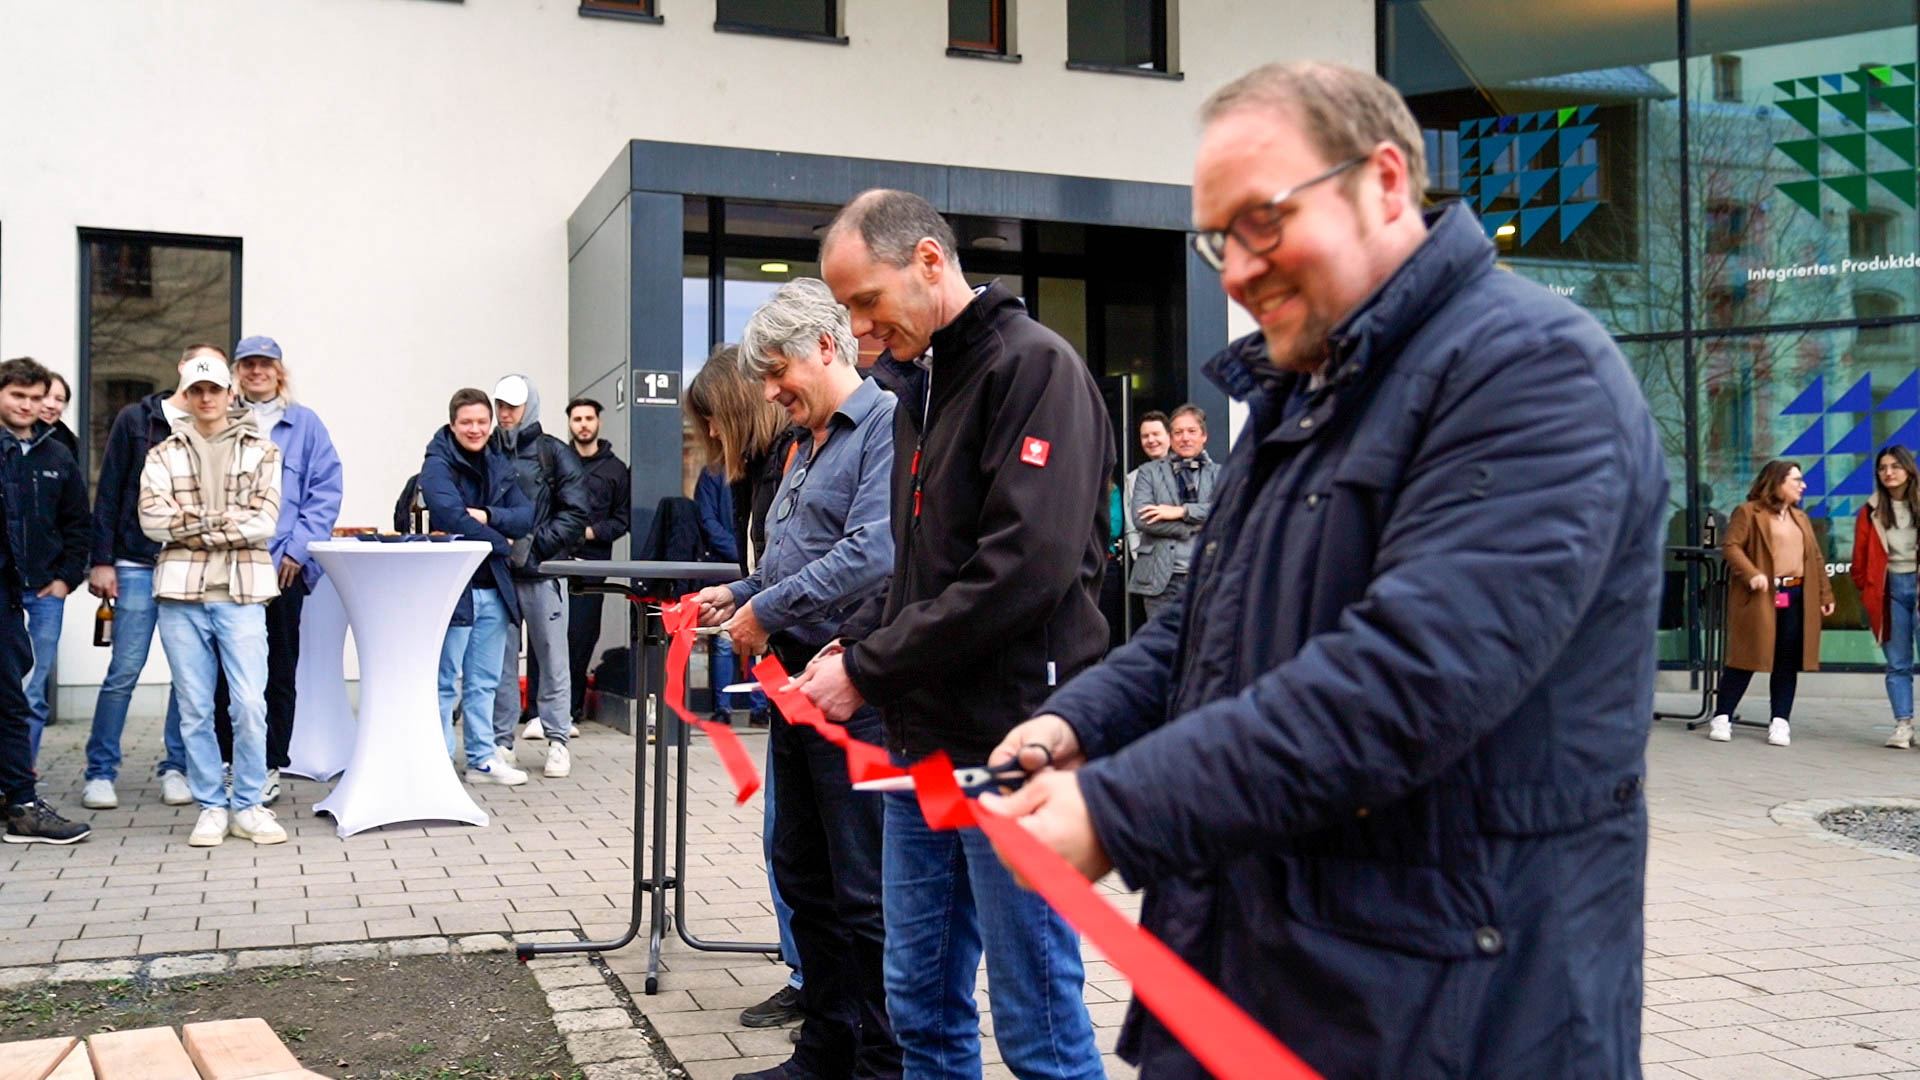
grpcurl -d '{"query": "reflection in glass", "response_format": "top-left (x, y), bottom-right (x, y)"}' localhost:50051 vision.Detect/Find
top-left (715, 0), bottom-right (833, 37)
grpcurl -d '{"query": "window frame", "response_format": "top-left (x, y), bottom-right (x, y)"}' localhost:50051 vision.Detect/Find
top-left (1065, 0), bottom-right (1179, 79)
top-left (579, 0), bottom-right (662, 24)
top-left (1711, 54), bottom-right (1742, 102)
top-left (713, 0), bottom-right (844, 45)
top-left (948, 0), bottom-right (1010, 58)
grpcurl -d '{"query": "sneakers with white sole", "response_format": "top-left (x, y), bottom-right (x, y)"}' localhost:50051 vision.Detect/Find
top-left (261, 769), bottom-right (281, 807)
top-left (469, 751), bottom-right (528, 786)
top-left (158, 769), bottom-right (193, 806)
top-left (1888, 718), bottom-right (1914, 749)
top-left (189, 807), bottom-right (229, 847)
top-left (568, 722), bottom-right (580, 738)
top-left (1768, 718), bottom-right (1791, 746)
top-left (545, 743), bottom-right (571, 778)
top-left (1707, 714), bottom-right (1732, 742)
top-left (523, 717), bottom-right (546, 741)
top-left (230, 806), bottom-right (287, 845)
top-left (81, 778), bottom-right (118, 809)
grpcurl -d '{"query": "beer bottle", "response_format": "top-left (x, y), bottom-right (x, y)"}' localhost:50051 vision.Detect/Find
top-left (93, 598), bottom-right (113, 647)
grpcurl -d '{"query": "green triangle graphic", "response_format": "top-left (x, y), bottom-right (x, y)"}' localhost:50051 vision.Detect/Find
top-left (1776, 137), bottom-right (1823, 175)
top-left (1826, 132), bottom-right (1869, 171)
top-left (1778, 178), bottom-right (1823, 216)
top-left (1873, 83), bottom-right (1916, 123)
top-left (1900, 63), bottom-right (1917, 80)
top-left (1847, 69), bottom-right (1876, 92)
top-left (1872, 65), bottom-right (1896, 85)
top-left (1826, 89), bottom-right (1870, 128)
top-left (1825, 173), bottom-right (1871, 212)
top-left (1779, 96), bottom-right (1823, 136)
top-left (1870, 126), bottom-right (1917, 166)
top-left (1777, 79), bottom-right (1800, 98)
top-left (1556, 106), bottom-right (1575, 127)
top-left (1869, 169), bottom-right (1918, 208)
top-left (1802, 77), bottom-right (1824, 94)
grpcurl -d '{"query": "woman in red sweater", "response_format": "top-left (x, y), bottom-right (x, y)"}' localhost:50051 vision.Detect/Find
top-left (1852, 445), bottom-right (1920, 749)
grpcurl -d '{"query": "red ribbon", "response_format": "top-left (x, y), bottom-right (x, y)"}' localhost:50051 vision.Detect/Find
top-left (738, 655), bottom-right (1323, 1080)
top-left (658, 597), bottom-right (762, 803)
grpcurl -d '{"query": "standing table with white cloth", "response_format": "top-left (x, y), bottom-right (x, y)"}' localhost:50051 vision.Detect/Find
top-left (286, 574), bottom-right (355, 781)
top-left (307, 539), bottom-right (493, 838)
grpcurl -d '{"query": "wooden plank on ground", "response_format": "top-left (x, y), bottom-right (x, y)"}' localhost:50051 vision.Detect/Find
top-left (84, 1027), bottom-right (197, 1080)
top-left (0, 1036), bottom-right (79, 1080)
top-left (180, 1021), bottom-right (301, 1080)
top-left (44, 1043), bottom-right (93, 1080)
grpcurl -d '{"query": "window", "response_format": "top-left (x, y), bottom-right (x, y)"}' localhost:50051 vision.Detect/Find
top-left (1704, 200), bottom-right (1753, 255)
top-left (715, 0), bottom-right (837, 40)
top-left (78, 230), bottom-right (240, 480)
top-left (1712, 54), bottom-right (1742, 102)
top-left (1854, 290), bottom-right (1902, 344)
top-left (949, 0), bottom-right (1007, 55)
top-left (579, 0), bottom-right (657, 20)
top-left (1067, 0), bottom-right (1169, 74)
top-left (1849, 209), bottom-right (1893, 258)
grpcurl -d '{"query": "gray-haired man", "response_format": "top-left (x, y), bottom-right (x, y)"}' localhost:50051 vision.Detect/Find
top-left (694, 278), bottom-right (900, 1080)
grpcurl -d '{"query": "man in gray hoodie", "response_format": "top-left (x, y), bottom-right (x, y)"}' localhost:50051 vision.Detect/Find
top-left (488, 375), bottom-right (588, 779)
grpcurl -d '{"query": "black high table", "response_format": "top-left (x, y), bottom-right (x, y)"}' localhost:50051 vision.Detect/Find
top-left (516, 560), bottom-right (783, 991)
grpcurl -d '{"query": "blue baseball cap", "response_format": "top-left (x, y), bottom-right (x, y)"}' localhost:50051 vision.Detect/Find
top-left (234, 335), bottom-right (282, 362)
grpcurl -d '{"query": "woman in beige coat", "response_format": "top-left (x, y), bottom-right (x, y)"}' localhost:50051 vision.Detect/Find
top-left (1709, 460), bottom-right (1835, 746)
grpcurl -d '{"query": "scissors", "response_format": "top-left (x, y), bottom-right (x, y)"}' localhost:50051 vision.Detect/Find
top-left (852, 744), bottom-right (1054, 793)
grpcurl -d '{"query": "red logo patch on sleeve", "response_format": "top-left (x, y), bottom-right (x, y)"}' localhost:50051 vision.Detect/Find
top-left (1020, 437), bottom-right (1051, 467)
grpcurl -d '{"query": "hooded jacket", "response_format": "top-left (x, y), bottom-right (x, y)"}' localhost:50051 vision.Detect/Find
top-left (489, 375), bottom-right (589, 576)
top-left (138, 412), bottom-right (283, 605)
top-left (573, 439), bottom-right (631, 562)
top-left (418, 426), bottom-right (535, 625)
top-left (1040, 204), bottom-right (1667, 1079)
top-left (10, 421), bottom-right (90, 592)
top-left (838, 282), bottom-right (1113, 764)
top-left (92, 392), bottom-right (178, 568)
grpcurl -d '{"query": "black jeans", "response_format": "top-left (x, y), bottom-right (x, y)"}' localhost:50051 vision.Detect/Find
top-left (1717, 583), bottom-right (1803, 721)
top-left (0, 584), bottom-right (37, 805)
top-left (770, 700), bottom-right (900, 1079)
top-left (214, 576), bottom-right (306, 769)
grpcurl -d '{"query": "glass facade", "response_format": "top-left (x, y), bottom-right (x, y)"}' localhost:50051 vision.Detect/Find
top-left (1384, 1), bottom-right (1920, 668)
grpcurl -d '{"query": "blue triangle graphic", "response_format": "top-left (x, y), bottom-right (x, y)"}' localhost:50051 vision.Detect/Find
top-left (1783, 419), bottom-right (1828, 456)
top-left (1560, 163), bottom-right (1598, 201)
top-left (1831, 372), bottom-right (1874, 413)
top-left (1558, 201), bottom-right (1599, 240)
top-left (1577, 104), bottom-right (1596, 123)
top-left (1781, 376), bottom-right (1826, 416)
top-left (1515, 168), bottom-right (1557, 205)
top-left (1878, 370), bottom-right (1919, 411)
top-left (1516, 129), bottom-right (1556, 164)
top-left (1498, 115), bottom-right (1515, 131)
top-left (1805, 499), bottom-right (1827, 519)
top-left (1889, 413), bottom-right (1920, 453)
top-left (1481, 133), bottom-right (1517, 161)
top-left (1519, 206), bottom-right (1558, 244)
top-left (1481, 211), bottom-right (1516, 237)
top-left (1824, 74), bottom-right (1845, 91)
top-left (1557, 124), bottom-right (1598, 161)
top-left (1830, 499), bottom-right (1852, 519)
top-left (1803, 459), bottom-right (1829, 497)
top-left (1518, 112), bottom-right (1537, 131)
top-left (1834, 457), bottom-right (1877, 496)
top-left (1830, 415), bottom-right (1875, 454)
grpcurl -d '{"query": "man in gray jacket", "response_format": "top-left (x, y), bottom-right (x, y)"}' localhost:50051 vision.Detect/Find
top-left (1128, 404), bottom-right (1218, 619)
top-left (489, 374), bottom-right (588, 779)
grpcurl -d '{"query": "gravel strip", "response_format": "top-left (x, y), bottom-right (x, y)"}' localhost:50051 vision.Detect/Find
top-left (1820, 806), bottom-right (1920, 856)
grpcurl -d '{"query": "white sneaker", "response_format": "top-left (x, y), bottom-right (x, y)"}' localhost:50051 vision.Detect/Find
top-left (523, 717), bottom-right (546, 741)
top-left (81, 779), bottom-right (118, 810)
top-left (158, 769), bottom-right (193, 806)
top-left (545, 743), bottom-right (571, 778)
top-left (229, 806), bottom-right (287, 845)
top-left (1768, 718), bottom-right (1791, 747)
top-left (1888, 719), bottom-right (1914, 750)
top-left (1708, 714), bottom-right (1732, 742)
top-left (189, 807), bottom-right (229, 847)
top-left (568, 722), bottom-right (580, 738)
top-left (469, 751), bottom-right (528, 786)
top-left (261, 769), bottom-right (281, 807)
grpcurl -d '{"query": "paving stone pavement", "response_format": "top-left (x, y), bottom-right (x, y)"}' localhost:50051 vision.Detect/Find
top-left (7, 689), bottom-right (1920, 1078)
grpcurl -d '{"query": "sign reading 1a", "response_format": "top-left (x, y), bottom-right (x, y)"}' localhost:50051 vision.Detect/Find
top-left (633, 370), bottom-right (680, 407)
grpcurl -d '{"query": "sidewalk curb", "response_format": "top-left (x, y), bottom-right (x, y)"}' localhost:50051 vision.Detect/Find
top-left (1769, 796), bottom-right (1920, 864)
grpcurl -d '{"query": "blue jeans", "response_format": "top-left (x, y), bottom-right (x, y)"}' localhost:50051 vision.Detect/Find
top-left (156, 600), bottom-right (269, 810)
top-left (440, 588), bottom-right (507, 768)
top-left (84, 565), bottom-right (185, 781)
top-left (1886, 572), bottom-right (1918, 720)
top-left (882, 780), bottom-right (1103, 1080)
top-left (712, 636), bottom-right (767, 715)
top-left (22, 591), bottom-right (64, 762)
top-left (761, 737), bottom-right (804, 988)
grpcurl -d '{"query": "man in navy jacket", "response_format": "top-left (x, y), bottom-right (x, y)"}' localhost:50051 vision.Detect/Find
top-left (989, 63), bottom-right (1668, 1079)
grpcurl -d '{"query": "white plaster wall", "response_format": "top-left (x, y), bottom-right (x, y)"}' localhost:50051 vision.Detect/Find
top-left (0, 0), bottom-right (1371, 692)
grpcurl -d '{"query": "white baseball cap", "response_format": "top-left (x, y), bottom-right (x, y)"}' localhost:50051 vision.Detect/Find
top-left (492, 375), bottom-right (530, 408)
top-left (180, 354), bottom-right (231, 391)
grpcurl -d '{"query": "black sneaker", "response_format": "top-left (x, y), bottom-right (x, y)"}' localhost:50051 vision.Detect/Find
top-left (748, 709), bottom-right (772, 729)
top-left (710, 710), bottom-right (733, 727)
top-left (739, 984), bottom-right (802, 1027)
top-left (4, 800), bottom-right (92, 845)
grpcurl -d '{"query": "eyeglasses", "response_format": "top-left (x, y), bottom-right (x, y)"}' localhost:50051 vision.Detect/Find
top-left (1191, 155), bottom-right (1369, 272)
top-left (775, 462), bottom-right (810, 522)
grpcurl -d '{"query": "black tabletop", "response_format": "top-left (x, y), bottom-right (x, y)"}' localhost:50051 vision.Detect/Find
top-left (538, 559), bottom-right (741, 581)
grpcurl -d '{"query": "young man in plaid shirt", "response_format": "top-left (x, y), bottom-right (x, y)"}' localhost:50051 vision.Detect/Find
top-left (140, 353), bottom-right (286, 847)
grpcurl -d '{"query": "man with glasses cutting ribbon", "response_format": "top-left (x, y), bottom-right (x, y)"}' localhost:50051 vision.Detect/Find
top-left (985, 62), bottom-right (1668, 1079)
top-left (692, 278), bottom-right (901, 1080)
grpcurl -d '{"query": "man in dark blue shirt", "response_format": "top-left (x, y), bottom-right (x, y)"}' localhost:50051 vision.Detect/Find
top-left (695, 279), bottom-right (897, 1080)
